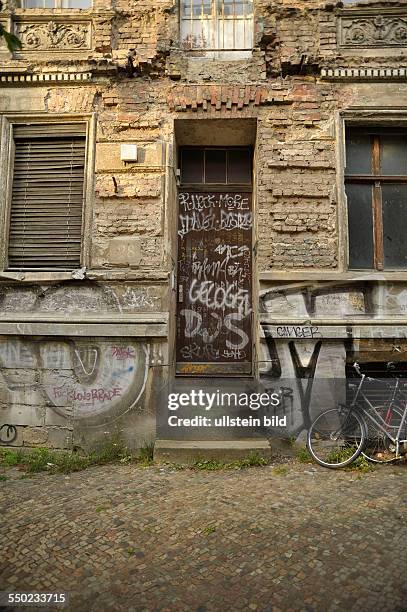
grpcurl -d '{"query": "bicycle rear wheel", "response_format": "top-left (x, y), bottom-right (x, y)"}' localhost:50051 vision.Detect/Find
top-left (362, 404), bottom-right (406, 463)
top-left (307, 407), bottom-right (366, 469)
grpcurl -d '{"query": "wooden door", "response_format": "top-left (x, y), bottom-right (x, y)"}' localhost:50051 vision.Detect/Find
top-left (176, 148), bottom-right (253, 376)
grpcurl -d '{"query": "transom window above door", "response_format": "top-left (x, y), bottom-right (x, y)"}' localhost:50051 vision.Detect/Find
top-left (180, 0), bottom-right (254, 55)
top-left (345, 127), bottom-right (407, 270)
top-left (180, 147), bottom-right (252, 185)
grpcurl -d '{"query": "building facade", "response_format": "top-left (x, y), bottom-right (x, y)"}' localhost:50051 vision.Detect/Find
top-left (0, 0), bottom-right (407, 453)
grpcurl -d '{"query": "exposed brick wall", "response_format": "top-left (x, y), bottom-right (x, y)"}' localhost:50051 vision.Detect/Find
top-left (0, 0), bottom-right (406, 450)
top-left (0, 1), bottom-right (404, 277)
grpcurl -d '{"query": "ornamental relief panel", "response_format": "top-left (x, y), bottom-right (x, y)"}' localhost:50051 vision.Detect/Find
top-left (14, 20), bottom-right (92, 51)
top-left (340, 14), bottom-right (407, 48)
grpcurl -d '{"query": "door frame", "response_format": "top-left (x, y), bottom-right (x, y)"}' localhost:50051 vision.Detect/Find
top-left (175, 146), bottom-right (255, 377)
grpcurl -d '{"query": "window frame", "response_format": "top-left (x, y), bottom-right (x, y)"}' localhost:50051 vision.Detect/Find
top-left (338, 112), bottom-right (407, 276)
top-left (0, 114), bottom-right (96, 275)
top-left (345, 127), bottom-right (407, 271)
top-left (179, 146), bottom-right (253, 187)
top-left (18, 0), bottom-right (92, 8)
top-left (180, 0), bottom-right (254, 53)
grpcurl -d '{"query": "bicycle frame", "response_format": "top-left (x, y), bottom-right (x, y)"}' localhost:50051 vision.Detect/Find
top-left (350, 373), bottom-right (407, 457)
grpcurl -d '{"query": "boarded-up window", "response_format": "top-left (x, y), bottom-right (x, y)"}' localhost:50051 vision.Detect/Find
top-left (8, 123), bottom-right (87, 270)
top-left (180, 0), bottom-right (253, 51)
top-left (345, 127), bottom-right (407, 270)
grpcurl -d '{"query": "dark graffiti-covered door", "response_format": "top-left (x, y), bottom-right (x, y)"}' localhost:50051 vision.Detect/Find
top-left (176, 147), bottom-right (253, 376)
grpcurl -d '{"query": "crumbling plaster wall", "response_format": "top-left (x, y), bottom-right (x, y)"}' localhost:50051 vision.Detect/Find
top-left (1, 0), bottom-right (407, 448)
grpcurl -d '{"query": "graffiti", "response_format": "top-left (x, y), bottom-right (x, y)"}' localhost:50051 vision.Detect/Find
top-left (220, 210), bottom-right (252, 231)
top-left (223, 348), bottom-right (246, 359)
top-left (177, 363), bottom-right (208, 374)
top-left (74, 347), bottom-right (99, 377)
top-left (177, 190), bottom-right (252, 371)
top-left (288, 340), bottom-right (322, 430)
top-left (180, 309), bottom-right (250, 351)
top-left (178, 192), bottom-right (250, 213)
top-left (275, 326), bottom-right (322, 339)
top-left (0, 424), bottom-right (17, 444)
top-left (119, 287), bottom-right (159, 310)
top-left (0, 338), bottom-right (150, 423)
top-left (260, 282), bottom-right (374, 318)
top-left (111, 346), bottom-right (136, 360)
top-left (180, 343), bottom-right (221, 360)
top-left (181, 309), bottom-right (223, 343)
top-left (214, 243), bottom-right (250, 258)
top-left (189, 279), bottom-right (251, 316)
top-left (260, 323), bottom-right (337, 435)
top-left (53, 386), bottom-right (122, 404)
top-left (0, 283), bottom-right (162, 316)
top-left (190, 248), bottom-right (249, 283)
top-left (255, 280), bottom-right (407, 438)
top-left (178, 210), bottom-right (252, 238)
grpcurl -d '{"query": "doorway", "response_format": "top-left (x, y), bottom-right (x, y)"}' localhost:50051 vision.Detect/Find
top-left (176, 146), bottom-right (253, 375)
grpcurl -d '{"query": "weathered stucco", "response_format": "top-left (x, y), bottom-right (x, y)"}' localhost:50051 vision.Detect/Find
top-left (1, 0), bottom-right (407, 450)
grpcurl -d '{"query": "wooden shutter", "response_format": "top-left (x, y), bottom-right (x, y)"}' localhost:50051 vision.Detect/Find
top-left (8, 123), bottom-right (87, 270)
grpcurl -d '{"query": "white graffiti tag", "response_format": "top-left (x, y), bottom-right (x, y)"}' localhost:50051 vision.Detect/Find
top-left (188, 279), bottom-right (251, 316)
top-left (180, 309), bottom-right (249, 350)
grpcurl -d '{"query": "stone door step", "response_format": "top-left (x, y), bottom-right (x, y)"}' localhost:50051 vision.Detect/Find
top-left (154, 439), bottom-right (271, 464)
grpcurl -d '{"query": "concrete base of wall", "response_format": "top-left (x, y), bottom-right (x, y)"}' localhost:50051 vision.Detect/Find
top-left (154, 439), bottom-right (273, 464)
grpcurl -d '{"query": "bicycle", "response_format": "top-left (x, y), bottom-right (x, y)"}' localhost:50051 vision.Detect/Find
top-left (307, 362), bottom-right (407, 469)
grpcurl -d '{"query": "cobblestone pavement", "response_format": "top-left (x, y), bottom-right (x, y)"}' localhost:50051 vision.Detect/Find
top-left (1, 459), bottom-right (407, 612)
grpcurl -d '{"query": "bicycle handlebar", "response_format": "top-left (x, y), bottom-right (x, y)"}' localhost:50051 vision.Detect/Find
top-left (353, 362), bottom-right (361, 376)
top-left (353, 362), bottom-right (375, 382)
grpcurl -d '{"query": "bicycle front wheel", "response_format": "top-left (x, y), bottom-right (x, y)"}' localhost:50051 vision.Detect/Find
top-left (307, 407), bottom-right (366, 469)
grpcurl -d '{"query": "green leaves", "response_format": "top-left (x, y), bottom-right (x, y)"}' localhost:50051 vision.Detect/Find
top-left (0, 23), bottom-right (22, 52)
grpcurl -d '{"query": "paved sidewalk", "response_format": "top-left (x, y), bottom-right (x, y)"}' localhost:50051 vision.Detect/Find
top-left (1, 459), bottom-right (406, 612)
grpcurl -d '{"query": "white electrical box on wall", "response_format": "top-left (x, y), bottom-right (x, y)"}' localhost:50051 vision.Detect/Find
top-left (120, 144), bottom-right (138, 162)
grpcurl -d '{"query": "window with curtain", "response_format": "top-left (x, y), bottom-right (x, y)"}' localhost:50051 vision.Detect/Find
top-left (345, 127), bottom-right (407, 270)
top-left (7, 123), bottom-right (87, 270)
top-left (180, 0), bottom-right (253, 52)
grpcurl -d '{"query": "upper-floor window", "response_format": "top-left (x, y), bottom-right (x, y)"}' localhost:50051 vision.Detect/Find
top-left (19, 0), bottom-right (91, 8)
top-left (180, 0), bottom-right (253, 53)
top-left (345, 127), bottom-right (407, 270)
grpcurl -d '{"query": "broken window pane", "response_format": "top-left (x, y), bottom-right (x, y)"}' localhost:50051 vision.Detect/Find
top-left (382, 184), bottom-right (407, 268)
top-left (346, 183), bottom-right (374, 269)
